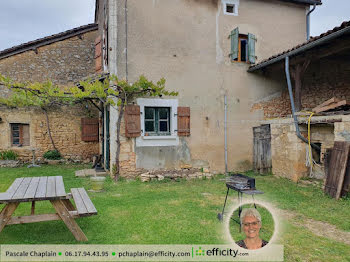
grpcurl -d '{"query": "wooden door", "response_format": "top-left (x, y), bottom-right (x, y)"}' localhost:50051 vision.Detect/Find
top-left (253, 125), bottom-right (272, 174)
top-left (324, 141), bottom-right (350, 199)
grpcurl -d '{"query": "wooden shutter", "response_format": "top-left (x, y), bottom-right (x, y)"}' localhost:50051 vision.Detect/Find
top-left (177, 107), bottom-right (190, 136)
top-left (125, 105), bottom-right (141, 138)
top-left (253, 125), bottom-right (271, 173)
top-left (81, 118), bottom-right (99, 142)
top-left (22, 124), bottom-right (30, 146)
top-left (248, 33), bottom-right (256, 64)
top-left (95, 36), bottom-right (102, 73)
top-left (229, 27), bottom-right (239, 61)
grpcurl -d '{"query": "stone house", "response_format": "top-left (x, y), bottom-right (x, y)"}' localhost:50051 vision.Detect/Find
top-left (249, 20), bottom-right (350, 181)
top-left (0, 24), bottom-right (100, 162)
top-left (94, 0), bottom-right (322, 176)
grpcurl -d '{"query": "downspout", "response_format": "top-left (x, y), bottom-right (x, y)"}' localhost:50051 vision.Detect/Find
top-left (306, 4), bottom-right (316, 40)
top-left (285, 57), bottom-right (320, 150)
top-left (224, 95), bottom-right (228, 174)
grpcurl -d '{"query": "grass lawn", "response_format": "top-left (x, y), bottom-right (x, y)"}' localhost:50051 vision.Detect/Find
top-left (0, 165), bottom-right (349, 261)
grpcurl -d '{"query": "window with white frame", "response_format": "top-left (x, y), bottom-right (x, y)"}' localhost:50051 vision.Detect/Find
top-left (222, 0), bottom-right (239, 16)
top-left (136, 98), bottom-right (179, 147)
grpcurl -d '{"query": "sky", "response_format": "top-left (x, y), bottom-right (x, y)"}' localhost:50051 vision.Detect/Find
top-left (0, 0), bottom-right (349, 51)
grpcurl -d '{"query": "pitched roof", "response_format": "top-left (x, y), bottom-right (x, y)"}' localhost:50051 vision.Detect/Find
top-left (280, 0), bottom-right (321, 5)
top-left (0, 23), bottom-right (98, 60)
top-left (248, 20), bottom-right (350, 72)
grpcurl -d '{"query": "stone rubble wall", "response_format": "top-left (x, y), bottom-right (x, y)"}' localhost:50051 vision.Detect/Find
top-left (0, 107), bottom-right (99, 162)
top-left (270, 115), bottom-right (350, 181)
top-left (0, 30), bottom-right (99, 161)
top-left (251, 59), bottom-right (350, 119)
top-left (140, 168), bottom-right (213, 182)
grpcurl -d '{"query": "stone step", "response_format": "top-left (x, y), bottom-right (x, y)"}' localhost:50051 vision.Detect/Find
top-left (75, 169), bottom-right (108, 177)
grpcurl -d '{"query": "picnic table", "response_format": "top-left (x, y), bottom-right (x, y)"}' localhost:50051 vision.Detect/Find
top-left (0, 176), bottom-right (97, 241)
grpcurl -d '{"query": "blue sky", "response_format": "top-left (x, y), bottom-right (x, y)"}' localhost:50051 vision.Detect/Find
top-left (0, 0), bottom-right (349, 51)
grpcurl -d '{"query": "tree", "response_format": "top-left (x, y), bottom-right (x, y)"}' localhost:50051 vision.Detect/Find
top-left (0, 74), bottom-right (177, 180)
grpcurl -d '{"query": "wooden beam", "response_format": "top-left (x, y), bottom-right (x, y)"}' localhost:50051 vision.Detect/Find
top-left (51, 200), bottom-right (88, 241)
top-left (0, 203), bottom-right (19, 233)
top-left (7, 211), bottom-right (79, 225)
top-left (290, 59), bottom-right (310, 112)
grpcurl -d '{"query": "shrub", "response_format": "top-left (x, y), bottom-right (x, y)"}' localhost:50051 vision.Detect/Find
top-left (0, 150), bottom-right (18, 160)
top-left (43, 150), bottom-right (62, 160)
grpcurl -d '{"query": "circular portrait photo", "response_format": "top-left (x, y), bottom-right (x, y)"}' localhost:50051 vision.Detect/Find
top-left (229, 204), bottom-right (274, 250)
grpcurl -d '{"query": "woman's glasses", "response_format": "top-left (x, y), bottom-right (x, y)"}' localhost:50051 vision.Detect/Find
top-left (242, 221), bottom-right (260, 227)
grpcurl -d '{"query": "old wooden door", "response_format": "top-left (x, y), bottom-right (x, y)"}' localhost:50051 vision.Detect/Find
top-left (253, 125), bottom-right (272, 174)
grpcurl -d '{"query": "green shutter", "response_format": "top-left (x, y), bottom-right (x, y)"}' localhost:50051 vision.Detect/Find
top-left (229, 27), bottom-right (239, 61)
top-left (248, 33), bottom-right (256, 64)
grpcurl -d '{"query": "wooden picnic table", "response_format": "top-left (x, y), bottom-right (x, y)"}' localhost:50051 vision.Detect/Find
top-left (0, 176), bottom-right (97, 241)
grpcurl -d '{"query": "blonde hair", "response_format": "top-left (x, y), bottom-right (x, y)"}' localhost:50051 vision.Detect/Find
top-left (240, 208), bottom-right (262, 225)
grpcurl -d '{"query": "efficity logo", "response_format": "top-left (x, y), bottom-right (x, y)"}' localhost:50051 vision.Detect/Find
top-left (192, 247), bottom-right (240, 258)
top-left (194, 247), bottom-right (206, 256)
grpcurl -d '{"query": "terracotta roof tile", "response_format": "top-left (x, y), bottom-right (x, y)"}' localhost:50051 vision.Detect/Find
top-left (249, 20), bottom-right (350, 71)
top-left (0, 23), bottom-right (98, 59)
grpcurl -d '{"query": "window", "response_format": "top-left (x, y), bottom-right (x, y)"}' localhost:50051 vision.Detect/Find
top-left (223, 0), bottom-right (239, 16)
top-left (145, 107), bottom-right (171, 136)
top-left (229, 27), bottom-right (256, 64)
top-left (234, 35), bottom-right (248, 62)
top-left (136, 98), bottom-right (179, 147)
top-left (11, 124), bottom-right (30, 147)
top-left (226, 4), bottom-right (235, 14)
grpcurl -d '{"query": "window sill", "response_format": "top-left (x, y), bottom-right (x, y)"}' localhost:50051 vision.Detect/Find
top-left (142, 135), bottom-right (177, 140)
top-left (136, 135), bottom-right (179, 147)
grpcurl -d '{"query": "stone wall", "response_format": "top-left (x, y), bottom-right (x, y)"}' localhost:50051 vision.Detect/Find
top-left (269, 115), bottom-right (349, 181)
top-left (0, 30), bottom-right (97, 85)
top-left (119, 120), bottom-right (140, 177)
top-left (0, 28), bottom-right (100, 161)
top-left (251, 58), bottom-right (350, 118)
top-left (0, 107), bottom-right (99, 162)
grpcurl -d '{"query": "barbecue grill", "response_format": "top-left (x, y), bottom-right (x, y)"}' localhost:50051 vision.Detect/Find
top-left (217, 174), bottom-right (264, 224)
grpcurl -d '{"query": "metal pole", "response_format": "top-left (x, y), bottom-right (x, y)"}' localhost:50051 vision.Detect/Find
top-left (224, 95), bottom-right (228, 174)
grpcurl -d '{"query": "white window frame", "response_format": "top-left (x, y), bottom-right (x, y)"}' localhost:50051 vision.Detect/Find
top-left (136, 98), bottom-right (179, 147)
top-left (222, 0), bottom-right (239, 16)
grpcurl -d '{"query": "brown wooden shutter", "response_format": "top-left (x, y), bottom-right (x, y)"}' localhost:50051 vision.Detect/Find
top-left (81, 118), bottom-right (99, 142)
top-left (22, 124), bottom-right (30, 146)
top-left (95, 36), bottom-right (102, 73)
top-left (177, 107), bottom-right (190, 136)
top-left (125, 105), bottom-right (141, 138)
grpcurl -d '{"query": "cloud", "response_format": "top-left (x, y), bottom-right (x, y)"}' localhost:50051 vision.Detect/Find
top-left (311, 0), bottom-right (350, 36)
top-left (0, 0), bottom-right (95, 51)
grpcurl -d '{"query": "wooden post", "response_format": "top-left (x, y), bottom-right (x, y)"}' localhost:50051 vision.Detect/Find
top-left (0, 203), bottom-right (19, 233)
top-left (291, 60), bottom-right (310, 112)
top-left (31, 201), bottom-right (35, 215)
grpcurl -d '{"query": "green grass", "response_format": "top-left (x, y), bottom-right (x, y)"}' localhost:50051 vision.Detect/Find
top-left (0, 165), bottom-right (349, 261)
top-left (244, 171), bottom-right (350, 232)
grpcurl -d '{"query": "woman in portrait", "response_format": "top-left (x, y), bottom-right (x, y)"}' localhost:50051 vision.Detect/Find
top-left (235, 208), bottom-right (268, 249)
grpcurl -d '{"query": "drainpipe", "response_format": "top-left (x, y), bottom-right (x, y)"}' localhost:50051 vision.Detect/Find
top-left (284, 57), bottom-right (320, 150)
top-left (306, 4), bottom-right (316, 41)
top-left (224, 95), bottom-right (228, 174)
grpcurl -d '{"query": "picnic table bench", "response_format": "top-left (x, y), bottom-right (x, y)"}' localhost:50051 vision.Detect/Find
top-left (0, 176), bottom-right (97, 241)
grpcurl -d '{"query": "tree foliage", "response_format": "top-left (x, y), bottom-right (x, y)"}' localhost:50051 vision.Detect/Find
top-left (0, 74), bottom-right (178, 180)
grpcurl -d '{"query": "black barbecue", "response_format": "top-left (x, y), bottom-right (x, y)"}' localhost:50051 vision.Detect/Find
top-left (217, 173), bottom-right (264, 223)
